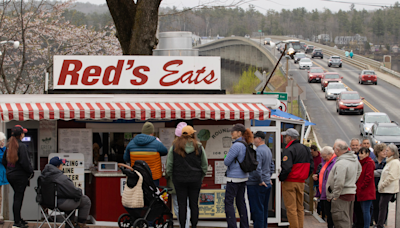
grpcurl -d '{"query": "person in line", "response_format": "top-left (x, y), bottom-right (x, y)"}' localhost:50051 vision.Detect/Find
top-left (311, 145), bottom-right (322, 175)
top-left (350, 138), bottom-right (361, 153)
top-left (279, 128), bottom-right (313, 228)
top-left (361, 138), bottom-right (376, 160)
top-left (372, 143), bottom-right (387, 225)
top-left (350, 50), bottom-right (354, 58)
top-left (41, 156), bottom-right (91, 228)
top-left (2, 125), bottom-right (33, 228)
top-left (166, 125), bottom-right (207, 228)
top-left (0, 132), bottom-right (9, 224)
top-left (124, 122), bottom-right (168, 186)
top-left (326, 139), bottom-right (361, 228)
top-left (313, 146), bottom-right (336, 228)
top-left (166, 122), bottom-right (190, 228)
top-left (224, 123), bottom-right (252, 228)
top-left (246, 131), bottom-right (274, 228)
top-left (310, 145), bottom-right (323, 216)
top-left (376, 143), bottom-right (400, 228)
top-left (356, 148), bottom-right (376, 228)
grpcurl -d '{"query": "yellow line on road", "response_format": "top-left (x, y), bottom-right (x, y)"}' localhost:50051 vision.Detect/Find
top-left (312, 61), bottom-right (380, 113)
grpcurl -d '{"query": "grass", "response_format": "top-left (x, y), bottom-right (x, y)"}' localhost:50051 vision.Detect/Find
top-left (287, 100), bottom-right (299, 116)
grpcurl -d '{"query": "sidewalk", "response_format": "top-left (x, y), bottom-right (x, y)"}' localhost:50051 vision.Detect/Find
top-left (375, 70), bottom-right (400, 89)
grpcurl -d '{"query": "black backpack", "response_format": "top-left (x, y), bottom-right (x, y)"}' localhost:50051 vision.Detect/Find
top-left (235, 140), bottom-right (259, 173)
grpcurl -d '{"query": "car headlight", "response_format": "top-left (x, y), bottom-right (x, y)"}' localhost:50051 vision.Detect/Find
top-left (339, 102), bottom-right (344, 105)
top-left (328, 92), bottom-right (332, 95)
top-left (374, 139), bottom-right (380, 144)
top-left (324, 81), bottom-right (328, 83)
top-left (365, 127), bottom-right (370, 131)
top-left (359, 102), bottom-right (363, 105)
top-left (309, 74), bottom-right (313, 76)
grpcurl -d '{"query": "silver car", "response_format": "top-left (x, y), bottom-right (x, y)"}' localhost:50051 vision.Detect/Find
top-left (359, 112), bottom-right (391, 136)
top-left (328, 56), bottom-right (342, 68)
top-left (325, 82), bottom-right (347, 100)
top-left (299, 58), bottom-right (312, 69)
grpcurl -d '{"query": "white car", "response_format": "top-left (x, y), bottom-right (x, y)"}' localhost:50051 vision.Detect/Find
top-left (360, 112), bottom-right (392, 136)
top-left (299, 58), bottom-right (313, 69)
top-left (325, 82), bottom-right (347, 100)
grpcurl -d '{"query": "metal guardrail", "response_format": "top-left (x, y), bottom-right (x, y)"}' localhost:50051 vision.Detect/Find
top-left (380, 66), bottom-right (400, 78)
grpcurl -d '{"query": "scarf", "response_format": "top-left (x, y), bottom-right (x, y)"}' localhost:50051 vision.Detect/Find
top-left (319, 153), bottom-right (337, 193)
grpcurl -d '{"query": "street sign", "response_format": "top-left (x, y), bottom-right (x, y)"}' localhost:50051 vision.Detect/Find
top-left (255, 71), bottom-right (273, 92)
top-left (258, 30), bottom-right (262, 32)
top-left (258, 92), bottom-right (288, 112)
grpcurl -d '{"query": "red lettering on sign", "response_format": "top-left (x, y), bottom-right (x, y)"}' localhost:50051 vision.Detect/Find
top-left (82, 66), bottom-right (101, 85)
top-left (131, 66), bottom-right (149, 85)
top-left (160, 60), bottom-right (182, 86)
top-left (58, 60), bottom-right (82, 85)
top-left (102, 60), bottom-right (124, 85)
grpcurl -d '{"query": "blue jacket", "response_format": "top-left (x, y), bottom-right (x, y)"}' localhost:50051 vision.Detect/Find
top-left (224, 137), bottom-right (248, 179)
top-left (0, 147), bottom-right (9, 185)
top-left (247, 144), bottom-right (275, 185)
top-left (123, 134), bottom-right (168, 163)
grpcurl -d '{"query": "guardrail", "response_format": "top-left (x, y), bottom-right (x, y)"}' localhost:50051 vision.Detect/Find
top-left (380, 66), bottom-right (400, 78)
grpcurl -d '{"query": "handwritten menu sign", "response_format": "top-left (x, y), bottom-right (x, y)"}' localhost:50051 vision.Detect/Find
top-left (39, 120), bottom-right (57, 157)
top-left (58, 129), bottom-right (92, 169)
top-left (193, 125), bottom-right (232, 159)
top-left (214, 161), bottom-right (227, 184)
top-left (48, 153), bottom-right (85, 193)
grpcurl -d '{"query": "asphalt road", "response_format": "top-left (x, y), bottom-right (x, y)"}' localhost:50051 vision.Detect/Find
top-left (261, 42), bottom-right (400, 147)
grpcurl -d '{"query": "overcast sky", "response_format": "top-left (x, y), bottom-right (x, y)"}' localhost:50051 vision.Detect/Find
top-left (76, 0), bottom-right (394, 12)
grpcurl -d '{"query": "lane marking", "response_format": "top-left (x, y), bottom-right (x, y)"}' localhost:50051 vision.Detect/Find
top-left (312, 61), bottom-right (380, 113)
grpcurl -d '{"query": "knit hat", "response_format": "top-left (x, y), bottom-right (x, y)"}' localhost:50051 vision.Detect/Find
top-left (182, 126), bottom-right (196, 136)
top-left (142, 122), bottom-right (154, 135)
top-left (175, 122), bottom-right (187, 137)
top-left (49, 156), bottom-right (67, 167)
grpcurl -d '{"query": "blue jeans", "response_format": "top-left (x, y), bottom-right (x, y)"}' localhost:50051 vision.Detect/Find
top-left (247, 184), bottom-right (272, 228)
top-left (224, 181), bottom-right (249, 228)
top-left (360, 200), bottom-right (373, 228)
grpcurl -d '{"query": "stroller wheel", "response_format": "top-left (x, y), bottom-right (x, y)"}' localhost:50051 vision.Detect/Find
top-left (163, 220), bottom-right (173, 228)
top-left (132, 218), bottom-right (149, 228)
top-left (118, 213), bottom-right (132, 228)
top-left (154, 217), bottom-right (165, 228)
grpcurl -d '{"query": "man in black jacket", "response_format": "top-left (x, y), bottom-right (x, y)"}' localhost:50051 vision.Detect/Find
top-left (40, 157), bottom-right (91, 228)
top-left (279, 128), bottom-right (313, 228)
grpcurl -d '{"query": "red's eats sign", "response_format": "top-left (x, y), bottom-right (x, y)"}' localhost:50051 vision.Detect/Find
top-left (53, 56), bottom-right (221, 90)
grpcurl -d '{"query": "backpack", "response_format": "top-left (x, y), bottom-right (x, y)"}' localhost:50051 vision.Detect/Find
top-left (235, 140), bottom-right (258, 173)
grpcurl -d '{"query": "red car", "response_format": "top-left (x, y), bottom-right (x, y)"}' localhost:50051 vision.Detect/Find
top-left (307, 67), bottom-right (325, 83)
top-left (321, 72), bottom-right (343, 92)
top-left (359, 70), bottom-right (378, 85)
top-left (336, 91), bottom-right (364, 115)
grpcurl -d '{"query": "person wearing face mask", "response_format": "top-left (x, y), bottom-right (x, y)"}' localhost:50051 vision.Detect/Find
top-left (355, 147), bottom-right (376, 228)
top-left (0, 132), bottom-right (9, 224)
top-left (2, 125), bottom-right (33, 228)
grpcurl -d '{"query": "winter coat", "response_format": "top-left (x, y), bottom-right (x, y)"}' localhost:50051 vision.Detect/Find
top-left (123, 134), bottom-right (168, 180)
top-left (326, 151), bottom-right (362, 200)
top-left (224, 137), bottom-right (248, 179)
top-left (40, 164), bottom-right (82, 204)
top-left (0, 147), bottom-right (8, 185)
top-left (279, 140), bottom-right (313, 183)
top-left (356, 157), bottom-right (376, 201)
top-left (378, 156), bottom-right (400, 194)
top-left (2, 139), bottom-right (34, 179)
top-left (350, 52), bottom-right (354, 58)
top-left (374, 157), bottom-right (386, 187)
top-left (313, 152), bottom-right (322, 174)
top-left (247, 144), bottom-right (275, 185)
top-left (320, 157), bottom-right (337, 200)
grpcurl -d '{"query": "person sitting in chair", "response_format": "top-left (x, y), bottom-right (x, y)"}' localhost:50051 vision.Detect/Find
top-left (40, 157), bottom-right (91, 228)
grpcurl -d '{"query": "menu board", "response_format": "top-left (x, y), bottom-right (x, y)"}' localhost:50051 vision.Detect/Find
top-left (193, 125), bottom-right (232, 159)
top-left (214, 161), bottom-right (227, 184)
top-left (39, 120), bottom-right (57, 157)
top-left (48, 153), bottom-right (85, 193)
top-left (58, 129), bottom-right (92, 169)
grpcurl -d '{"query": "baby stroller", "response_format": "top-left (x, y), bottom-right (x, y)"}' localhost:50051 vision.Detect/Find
top-left (118, 161), bottom-right (173, 228)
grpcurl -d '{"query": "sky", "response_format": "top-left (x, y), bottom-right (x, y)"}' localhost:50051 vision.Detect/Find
top-left (76, 0), bottom-right (395, 12)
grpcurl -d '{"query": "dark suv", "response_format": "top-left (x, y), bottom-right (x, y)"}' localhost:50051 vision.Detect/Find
top-left (305, 45), bottom-right (314, 54)
top-left (312, 49), bottom-right (323, 59)
top-left (369, 122), bottom-right (400, 151)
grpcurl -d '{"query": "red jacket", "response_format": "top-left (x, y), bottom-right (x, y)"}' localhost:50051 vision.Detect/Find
top-left (356, 157), bottom-right (376, 201)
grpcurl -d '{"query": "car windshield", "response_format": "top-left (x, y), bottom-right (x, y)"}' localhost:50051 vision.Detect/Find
top-left (296, 53), bottom-right (306, 58)
top-left (332, 56), bottom-right (341, 59)
top-left (328, 84), bottom-right (345, 89)
top-left (311, 68), bottom-right (324, 73)
top-left (300, 59), bottom-right (311, 62)
top-left (376, 126), bottom-right (400, 136)
top-left (363, 71), bottom-right (376, 75)
top-left (308, 46), bottom-right (314, 48)
top-left (325, 74), bottom-right (340, 79)
top-left (365, 115), bottom-right (391, 123)
top-left (341, 93), bottom-right (360, 100)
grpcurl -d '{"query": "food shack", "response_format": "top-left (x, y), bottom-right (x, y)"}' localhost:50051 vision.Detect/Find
top-left (0, 55), bottom-right (306, 227)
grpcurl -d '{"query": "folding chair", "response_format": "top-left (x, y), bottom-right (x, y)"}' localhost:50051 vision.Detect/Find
top-left (36, 176), bottom-right (76, 228)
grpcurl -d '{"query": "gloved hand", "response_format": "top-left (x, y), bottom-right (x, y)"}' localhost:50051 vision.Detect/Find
top-left (28, 172), bottom-right (34, 180)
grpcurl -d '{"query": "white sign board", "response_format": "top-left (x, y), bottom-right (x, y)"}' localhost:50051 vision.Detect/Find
top-left (58, 128), bottom-right (92, 169)
top-left (214, 161), bottom-right (227, 184)
top-left (53, 56), bottom-right (221, 90)
top-left (120, 178), bottom-right (126, 196)
top-left (194, 125), bottom-right (232, 159)
top-left (39, 120), bottom-right (57, 157)
top-left (48, 153), bottom-right (85, 193)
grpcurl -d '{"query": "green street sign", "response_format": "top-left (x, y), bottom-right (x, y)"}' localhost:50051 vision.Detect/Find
top-left (257, 92), bottom-right (288, 101)
top-left (258, 30), bottom-right (262, 32)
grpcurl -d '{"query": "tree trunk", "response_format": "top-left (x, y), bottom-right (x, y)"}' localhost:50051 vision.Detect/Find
top-left (107, 0), bottom-right (161, 55)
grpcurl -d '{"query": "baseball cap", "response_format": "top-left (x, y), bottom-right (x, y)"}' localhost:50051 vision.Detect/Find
top-left (49, 156), bottom-right (67, 167)
top-left (182, 126), bottom-right (196, 135)
top-left (254, 131), bottom-right (266, 139)
top-left (281, 128), bottom-right (300, 137)
top-left (175, 122), bottom-right (188, 137)
top-left (11, 125), bottom-right (28, 136)
top-left (230, 123), bottom-right (246, 132)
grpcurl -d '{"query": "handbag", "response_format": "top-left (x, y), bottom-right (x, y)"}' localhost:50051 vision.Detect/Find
top-left (122, 170), bottom-right (144, 208)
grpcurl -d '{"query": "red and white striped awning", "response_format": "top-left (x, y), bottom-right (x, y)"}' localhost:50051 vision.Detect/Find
top-left (0, 102), bottom-right (270, 122)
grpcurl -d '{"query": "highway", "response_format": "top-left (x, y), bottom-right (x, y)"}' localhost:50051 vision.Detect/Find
top-left (262, 42), bottom-right (400, 147)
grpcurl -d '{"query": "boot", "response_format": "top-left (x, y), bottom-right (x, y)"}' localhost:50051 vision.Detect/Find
top-left (65, 221), bottom-right (76, 228)
top-left (76, 222), bottom-right (88, 228)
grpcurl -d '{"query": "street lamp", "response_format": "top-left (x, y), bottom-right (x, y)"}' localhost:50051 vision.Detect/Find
top-left (0, 40), bottom-right (20, 55)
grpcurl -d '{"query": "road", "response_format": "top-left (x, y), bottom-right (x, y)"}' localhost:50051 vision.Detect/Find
top-left (261, 41), bottom-right (400, 147)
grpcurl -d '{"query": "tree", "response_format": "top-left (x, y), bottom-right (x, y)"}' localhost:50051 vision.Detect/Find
top-left (0, 0), bottom-right (121, 94)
